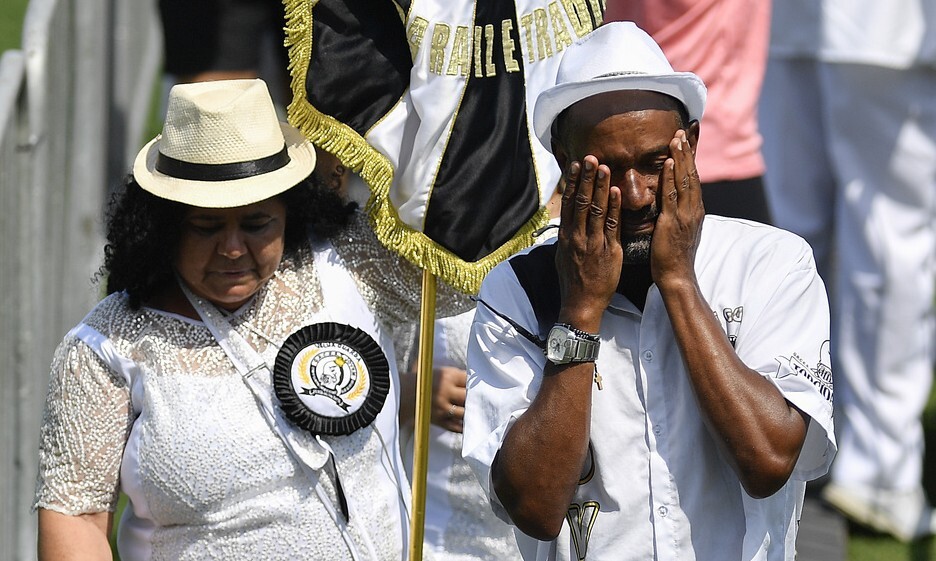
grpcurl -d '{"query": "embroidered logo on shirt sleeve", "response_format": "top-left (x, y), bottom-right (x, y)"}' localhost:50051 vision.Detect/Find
top-left (775, 340), bottom-right (833, 403)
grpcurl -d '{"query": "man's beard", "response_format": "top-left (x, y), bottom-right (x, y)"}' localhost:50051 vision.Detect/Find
top-left (620, 204), bottom-right (657, 264)
top-left (622, 233), bottom-right (652, 264)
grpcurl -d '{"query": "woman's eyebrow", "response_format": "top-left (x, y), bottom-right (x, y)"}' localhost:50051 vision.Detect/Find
top-left (186, 211), bottom-right (272, 221)
top-left (243, 212), bottom-right (273, 220)
top-left (185, 213), bottom-right (224, 222)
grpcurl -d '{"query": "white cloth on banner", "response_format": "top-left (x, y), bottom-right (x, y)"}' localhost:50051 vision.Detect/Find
top-left (365, 0), bottom-right (579, 229)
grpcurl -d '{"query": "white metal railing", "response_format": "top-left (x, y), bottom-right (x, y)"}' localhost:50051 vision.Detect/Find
top-left (0, 0), bottom-right (161, 558)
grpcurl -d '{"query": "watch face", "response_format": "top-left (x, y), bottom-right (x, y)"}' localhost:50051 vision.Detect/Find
top-left (547, 326), bottom-right (569, 362)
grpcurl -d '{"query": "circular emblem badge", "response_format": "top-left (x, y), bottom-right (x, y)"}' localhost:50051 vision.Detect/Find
top-left (273, 322), bottom-right (390, 435)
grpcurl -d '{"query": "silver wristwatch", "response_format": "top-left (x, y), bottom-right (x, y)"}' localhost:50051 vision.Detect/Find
top-left (546, 323), bottom-right (600, 364)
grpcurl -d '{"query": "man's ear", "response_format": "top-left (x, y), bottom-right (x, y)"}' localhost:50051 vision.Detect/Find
top-left (687, 120), bottom-right (700, 156)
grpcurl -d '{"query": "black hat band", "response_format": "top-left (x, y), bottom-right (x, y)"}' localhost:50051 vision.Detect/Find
top-left (155, 145), bottom-right (290, 181)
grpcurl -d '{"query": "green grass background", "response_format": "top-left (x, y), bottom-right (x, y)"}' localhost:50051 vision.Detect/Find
top-left (0, 0), bottom-right (28, 53)
top-left (3, 1), bottom-right (936, 559)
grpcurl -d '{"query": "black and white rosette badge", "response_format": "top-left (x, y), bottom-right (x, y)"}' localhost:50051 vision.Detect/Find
top-left (274, 322), bottom-right (390, 436)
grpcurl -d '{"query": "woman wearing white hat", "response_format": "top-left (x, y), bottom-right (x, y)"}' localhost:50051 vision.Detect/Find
top-left (34, 79), bottom-right (459, 561)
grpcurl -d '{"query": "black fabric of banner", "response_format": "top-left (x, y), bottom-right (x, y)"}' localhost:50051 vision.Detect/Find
top-left (305, 0), bottom-right (603, 264)
top-left (308, 0), bottom-right (411, 134)
top-left (422, 1), bottom-right (538, 262)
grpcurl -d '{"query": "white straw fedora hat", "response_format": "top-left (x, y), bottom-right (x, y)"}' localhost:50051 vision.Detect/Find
top-left (533, 21), bottom-right (707, 150)
top-left (133, 79), bottom-right (316, 208)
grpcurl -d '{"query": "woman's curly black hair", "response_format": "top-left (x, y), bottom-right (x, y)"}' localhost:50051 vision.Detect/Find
top-left (101, 173), bottom-right (357, 309)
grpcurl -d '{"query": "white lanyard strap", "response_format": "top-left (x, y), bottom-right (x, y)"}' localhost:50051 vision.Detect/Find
top-left (311, 240), bottom-right (377, 333)
top-left (178, 281), bottom-right (373, 561)
top-left (180, 282), bottom-right (332, 470)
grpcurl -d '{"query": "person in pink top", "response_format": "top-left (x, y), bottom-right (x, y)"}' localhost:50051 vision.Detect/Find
top-left (603, 0), bottom-right (772, 224)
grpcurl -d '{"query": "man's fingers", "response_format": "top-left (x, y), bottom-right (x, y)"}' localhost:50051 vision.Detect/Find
top-left (671, 131), bottom-right (688, 191)
top-left (452, 386), bottom-right (467, 407)
top-left (672, 130), bottom-right (702, 210)
top-left (604, 185), bottom-right (622, 245)
top-left (660, 155), bottom-right (677, 214)
top-left (586, 164), bottom-right (612, 237)
top-left (561, 155), bottom-right (599, 239)
top-left (682, 133), bottom-right (703, 212)
top-left (574, 157), bottom-right (598, 215)
top-left (559, 160), bottom-right (581, 232)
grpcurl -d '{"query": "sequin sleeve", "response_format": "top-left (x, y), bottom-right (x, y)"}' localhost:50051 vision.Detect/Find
top-left (34, 332), bottom-right (133, 515)
top-left (330, 213), bottom-right (473, 330)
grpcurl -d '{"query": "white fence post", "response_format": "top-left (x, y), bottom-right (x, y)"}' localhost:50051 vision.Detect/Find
top-left (0, 0), bottom-right (162, 558)
top-left (0, 48), bottom-right (32, 561)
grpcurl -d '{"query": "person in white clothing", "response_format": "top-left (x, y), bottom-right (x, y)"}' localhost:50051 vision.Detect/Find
top-left (398, 311), bottom-right (522, 561)
top-left (34, 79), bottom-right (466, 561)
top-left (463, 22), bottom-right (836, 561)
top-left (761, 0), bottom-right (936, 542)
top-left (393, 187), bottom-right (564, 561)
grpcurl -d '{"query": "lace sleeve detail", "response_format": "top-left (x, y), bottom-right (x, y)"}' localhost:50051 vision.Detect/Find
top-left (34, 333), bottom-right (133, 515)
top-left (330, 212), bottom-right (473, 330)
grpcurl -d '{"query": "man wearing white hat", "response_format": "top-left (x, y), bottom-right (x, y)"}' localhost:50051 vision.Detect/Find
top-left (462, 22), bottom-right (836, 561)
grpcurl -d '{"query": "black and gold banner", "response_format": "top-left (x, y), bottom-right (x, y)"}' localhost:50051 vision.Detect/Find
top-left (284, 0), bottom-right (605, 294)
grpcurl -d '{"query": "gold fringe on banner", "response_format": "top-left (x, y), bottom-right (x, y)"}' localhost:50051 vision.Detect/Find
top-left (282, 0), bottom-right (549, 295)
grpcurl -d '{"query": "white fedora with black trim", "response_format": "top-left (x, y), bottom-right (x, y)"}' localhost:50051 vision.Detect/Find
top-left (533, 21), bottom-right (707, 150)
top-left (133, 79), bottom-right (317, 208)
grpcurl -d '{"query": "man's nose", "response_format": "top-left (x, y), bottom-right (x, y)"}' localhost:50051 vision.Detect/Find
top-left (618, 169), bottom-right (655, 210)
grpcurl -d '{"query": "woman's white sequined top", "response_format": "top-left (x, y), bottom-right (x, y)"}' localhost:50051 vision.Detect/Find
top-left (34, 214), bottom-right (463, 561)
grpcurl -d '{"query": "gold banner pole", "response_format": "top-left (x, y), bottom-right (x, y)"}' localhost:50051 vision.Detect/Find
top-left (408, 269), bottom-right (437, 561)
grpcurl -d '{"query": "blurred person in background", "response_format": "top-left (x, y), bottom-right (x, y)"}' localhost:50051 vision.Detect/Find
top-left (157, 0), bottom-right (290, 108)
top-left (761, 0), bottom-right (936, 542)
top-left (397, 311), bottom-right (523, 561)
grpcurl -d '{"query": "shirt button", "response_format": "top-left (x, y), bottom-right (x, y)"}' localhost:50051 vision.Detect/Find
top-left (653, 425), bottom-right (662, 436)
top-left (658, 506), bottom-right (668, 517)
top-left (643, 350), bottom-right (653, 361)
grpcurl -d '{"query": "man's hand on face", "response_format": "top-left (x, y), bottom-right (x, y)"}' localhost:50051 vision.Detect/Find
top-left (555, 155), bottom-right (623, 333)
top-left (651, 129), bottom-right (705, 288)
